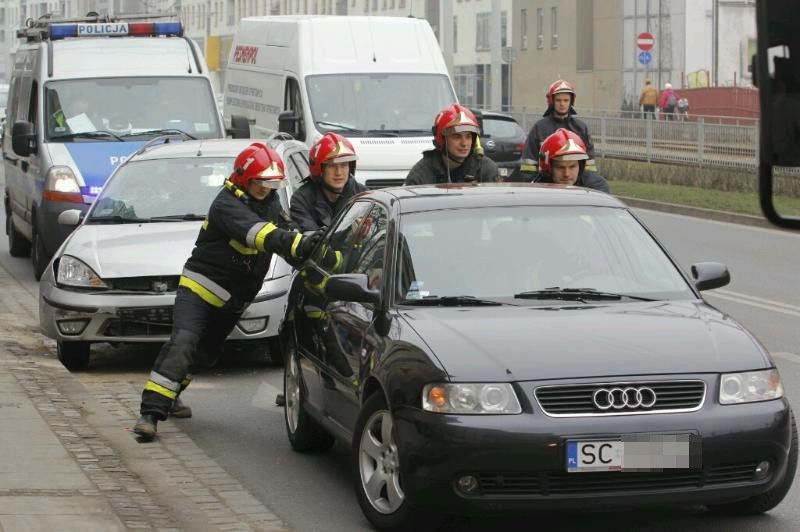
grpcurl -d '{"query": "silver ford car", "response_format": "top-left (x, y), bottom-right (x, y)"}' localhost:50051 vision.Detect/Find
top-left (39, 137), bottom-right (309, 370)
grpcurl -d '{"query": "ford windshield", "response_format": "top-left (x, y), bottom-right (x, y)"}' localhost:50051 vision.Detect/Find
top-left (44, 77), bottom-right (222, 141)
top-left (306, 73), bottom-right (455, 136)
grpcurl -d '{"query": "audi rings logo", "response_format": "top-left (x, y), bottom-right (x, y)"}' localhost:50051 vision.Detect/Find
top-left (592, 386), bottom-right (657, 410)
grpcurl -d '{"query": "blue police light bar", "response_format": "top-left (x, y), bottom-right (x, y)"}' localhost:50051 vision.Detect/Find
top-left (46, 21), bottom-right (182, 40)
top-left (154, 22), bottom-right (183, 36)
top-left (49, 24), bottom-right (78, 39)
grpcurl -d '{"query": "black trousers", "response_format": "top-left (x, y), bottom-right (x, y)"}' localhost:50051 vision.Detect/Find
top-left (642, 104), bottom-right (655, 119)
top-left (140, 287), bottom-right (242, 419)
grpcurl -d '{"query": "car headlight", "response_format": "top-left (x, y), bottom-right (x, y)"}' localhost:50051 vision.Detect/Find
top-left (719, 369), bottom-right (784, 405)
top-left (57, 255), bottom-right (108, 288)
top-left (422, 383), bottom-right (522, 414)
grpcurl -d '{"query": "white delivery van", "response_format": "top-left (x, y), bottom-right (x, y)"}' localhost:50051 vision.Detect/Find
top-left (224, 15), bottom-right (458, 188)
top-left (3, 14), bottom-right (224, 278)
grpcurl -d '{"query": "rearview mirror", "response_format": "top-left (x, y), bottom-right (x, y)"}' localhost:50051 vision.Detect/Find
top-left (691, 262), bottom-right (730, 291)
top-left (227, 115), bottom-right (251, 139)
top-left (325, 273), bottom-right (381, 305)
top-left (57, 209), bottom-right (83, 226)
top-left (11, 121), bottom-right (36, 156)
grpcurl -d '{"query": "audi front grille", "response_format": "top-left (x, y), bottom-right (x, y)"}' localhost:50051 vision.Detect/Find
top-left (534, 380), bottom-right (706, 417)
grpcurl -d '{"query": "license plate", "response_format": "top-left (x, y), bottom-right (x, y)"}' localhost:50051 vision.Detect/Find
top-left (566, 435), bottom-right (699, 472)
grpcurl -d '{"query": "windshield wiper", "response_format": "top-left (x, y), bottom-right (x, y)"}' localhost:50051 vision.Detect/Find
top-left (52, 130), bottom-right (124, 142)
top-left (363, 129), bottom-right (400, 137)
top-left (87, 214), bottom-right (152, 224)
top-left (121, 128), bottom-right (198, 139)
top-left (401, 295), bottom-right (504, 306)
top-left (315, 120), bottom-right (361, 133)
top-left (149, 214), bottom-right (206, 221)
top-left (514, 288), bottom-right (657, 302)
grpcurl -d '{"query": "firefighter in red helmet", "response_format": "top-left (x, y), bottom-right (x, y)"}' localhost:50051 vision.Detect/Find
top-left (516, 80), bottom-right (597, 181)
top-left (405, 103), bottom-right (499, 185)
top-left (534, 128), bottom-right (609, 192)
top-left (134, 143), bottom-right (321, 440)
top-left (290, 132), bottom-right (367, 232)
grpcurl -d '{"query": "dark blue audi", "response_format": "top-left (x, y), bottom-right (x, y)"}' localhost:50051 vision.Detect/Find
top-left (281, 184), bottom-right (796, 530)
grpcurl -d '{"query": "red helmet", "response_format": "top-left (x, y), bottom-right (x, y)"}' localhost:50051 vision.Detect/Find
top-left (432, 103), bottom-right (480, 150)
top-left (229, 142), bottom-right (286, 189)
top-left (309, 133), bottom-right (358, 178)
top-left (538, 128), bottom-right (588, 174)
top-left (545, 79), bottom-right (576, 107)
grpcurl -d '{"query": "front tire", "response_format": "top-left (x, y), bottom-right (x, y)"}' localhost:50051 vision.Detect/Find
top-left (57, 341), bottom-right (91, 371)
top-left (31, 223), bottom-right (49, 281)
top-left (7, 211), bottom-right (31, 257)
top-left (707, 412), bottom-right (798, 515)
top-left (283, 343), bottom-right (334, 452)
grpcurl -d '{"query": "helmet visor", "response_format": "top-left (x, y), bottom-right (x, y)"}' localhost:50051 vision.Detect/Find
top-left (251, 177), bottom-right (287, 189)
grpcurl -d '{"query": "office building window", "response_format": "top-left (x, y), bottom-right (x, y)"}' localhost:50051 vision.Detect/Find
top-left (453, 16), bottom-right (458, 53)
top-left (501, 11), bottom-right (508, 47)
top-left (551, 6), bottom-right (559, 48)
top-left (476, 12), bottom-right (490, 51)
top-left (537, 8), bottom-right (544, 49)
top-left (521, 8), bottom-right (528, 50)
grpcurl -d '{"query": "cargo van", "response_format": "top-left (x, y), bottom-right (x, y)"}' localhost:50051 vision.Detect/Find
top-left (3, 14), bottom-right (224, 278)
top-left (224, 15), bottom-right (457, 188)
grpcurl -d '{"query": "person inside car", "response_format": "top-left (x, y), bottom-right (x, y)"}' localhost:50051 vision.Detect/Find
top-left (133, 143), bottom-right (320, 440)
top-left (290, 132), bottom-right (367, 232)
top-left (532, 128), bottom-right (609, 193)
top-left (517, 80), bottom-right (597, 181)
top-left (405, 103), bottom-right (499, 185)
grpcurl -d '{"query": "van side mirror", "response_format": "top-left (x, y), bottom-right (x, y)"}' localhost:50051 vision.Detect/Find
top-left (57, 209), bottom-right (83, 226)
top-left (227, 115), bottom-right (251, 139)
top-left (691, 262), bottom-right (730, 291)
top-left (11, 121), bottom-right (36, 156)
top-left (278, 111), bottom-right (299, 137)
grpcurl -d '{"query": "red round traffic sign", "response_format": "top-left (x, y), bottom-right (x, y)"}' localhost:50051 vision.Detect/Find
top-left (637, 32), bottom-right (654, 51)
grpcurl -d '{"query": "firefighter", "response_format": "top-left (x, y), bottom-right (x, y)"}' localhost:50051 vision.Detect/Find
top-left (533, 128), bottom-right (609, 192)
top-left (517, 80), bottom-right (597, 181)
top-left (290, 132), bottom-right (367, 232)
top-left (133, 143), bottom-right (320, 440)
top-left (405, 103), bottom-right (499, 185)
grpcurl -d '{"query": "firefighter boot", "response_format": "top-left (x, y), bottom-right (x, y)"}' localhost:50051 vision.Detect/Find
top-left (170, 397), bottom-right (193, 418)
top-left (133, 414), bottom-right (158, 440)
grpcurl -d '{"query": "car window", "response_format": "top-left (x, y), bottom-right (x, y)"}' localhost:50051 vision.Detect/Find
top-left (349, 204), bottom-right (389, 290)
top-left (482, 117), bottom-right (525, 139)
top-left (313, 201), bottom-right (374, 272)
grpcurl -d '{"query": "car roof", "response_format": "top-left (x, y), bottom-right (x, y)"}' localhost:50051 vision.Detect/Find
top-left (128, 138), bottom-right (306, 162)
top-left (477, 110), bottom-right (519, 122)
top-left (361, 183), bottom-right (627, 213)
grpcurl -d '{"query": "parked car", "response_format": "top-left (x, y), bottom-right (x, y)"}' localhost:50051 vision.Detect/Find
top-left (472, 109), bottom-right (526, 178)
top-left (282, 183), bottom-right (796, 530)
top-left (39, 137), bottom-right (310, 370)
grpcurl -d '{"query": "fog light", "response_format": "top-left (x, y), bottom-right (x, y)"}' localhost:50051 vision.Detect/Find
top-left (57, 319), bottom-right (89, 335)
top-left (456, 475), bottom-right (480, 494)
top-left (238, 316), bottom-right (268, 334)
top-left (754, 460), bottom-right (771, 480)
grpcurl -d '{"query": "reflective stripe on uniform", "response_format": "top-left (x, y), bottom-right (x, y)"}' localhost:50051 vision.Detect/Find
top-left (246, 222), bottom-right (278, 251)
top-left (520, 159), bottom-right (538, 172)
top-left (144, 380), bottom-right (178, 399)
top-left (586, 159), bottom-right (598, 172)
top-left (291, 233), bottom-right (303, 258)
top-left (148, 371), bottom-right (181, 392)
top-left (229, 239), bottom-right (258, 255)
top-left (333, 250), bottom-right (343, 272)
top-left (202, 219), bottom-right (209, 230)
top-left (305, 309), bottom-right (327, 319)
top-left (179, 268), bottom-right (231, 308)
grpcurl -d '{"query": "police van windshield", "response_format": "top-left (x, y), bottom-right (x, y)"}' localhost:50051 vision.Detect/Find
top-left (306, 73), bottom-right (455, 135)
top-left (44, 77), bottom-right (222, 141)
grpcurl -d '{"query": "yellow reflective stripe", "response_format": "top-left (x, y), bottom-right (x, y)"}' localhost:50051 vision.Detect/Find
top-left (229, 239), bottom-right (258, 255)
top-left (254, 223), bottom-right (278, 251)
top-left (586, 164), bottom-right (598, 171)
top-left (305, 275), bottom-right (329, 293)
top-left (202, 219), bottom-right (209, 230)
top-left (144, 380), bottom-right (178, 399)
top-left (179, 276), bottom-right (225, 307)
top-left (520, 163), bottom-right (537, 172)
top-left (333, 250), bottom-right (343, 272)
top-left (291, 233), bottom-right (303, 258)
top-left (306, 310), bottom-right (327, 319)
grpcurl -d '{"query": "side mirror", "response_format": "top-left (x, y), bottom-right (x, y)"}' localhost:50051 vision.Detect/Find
top-left (691, 262), bottom-right (730, 291)
top-left (57, 209), bottom-right (83, 226)
top-left (11, 121), bottom-right (36, 156)
top-left (278, 110), bottom-right (299, 137)
top-left (227, 114), bottom-right (251, 139)
top-left (325, 273), bottom-right (380, 305)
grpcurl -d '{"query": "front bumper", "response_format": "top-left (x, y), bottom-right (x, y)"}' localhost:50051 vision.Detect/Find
top-left (39, 267), bottom-right (291, 344)
top-left (393, 382), bottom-right (793, 513)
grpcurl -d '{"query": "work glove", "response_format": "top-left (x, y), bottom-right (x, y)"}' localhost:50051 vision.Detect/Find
top-left (295, 231), bottom-right (322, 261)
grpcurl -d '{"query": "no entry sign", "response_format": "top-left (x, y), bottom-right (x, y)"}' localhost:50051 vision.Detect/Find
top-left (637, 32), bottom-right (654, 51)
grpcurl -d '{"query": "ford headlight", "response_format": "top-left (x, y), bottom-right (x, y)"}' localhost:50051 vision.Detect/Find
top-left (719, 369), bottom-right (784, 405)
top-left (422, 383), bottom-right (522, 414)
top-left (57, 255), bottom-right (108, 288)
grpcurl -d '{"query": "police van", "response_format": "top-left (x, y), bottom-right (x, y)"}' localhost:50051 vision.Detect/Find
top-left (3, 14), bottom-right (224, 278)
top-left (224, 16), bottom-right (458, 189)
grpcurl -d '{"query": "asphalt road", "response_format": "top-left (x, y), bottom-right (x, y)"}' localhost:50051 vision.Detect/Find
top-left (2, 177), bottom-right (799, 530)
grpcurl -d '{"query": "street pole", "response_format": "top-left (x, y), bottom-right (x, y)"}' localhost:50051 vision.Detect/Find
top-left (490, 0), bottom-right (501, 110)
top-left (712, 0), bottom-right (719, 86)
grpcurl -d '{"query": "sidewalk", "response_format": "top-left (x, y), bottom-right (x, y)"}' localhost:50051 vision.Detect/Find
top-left (0, 264), bottom-right (289, 531)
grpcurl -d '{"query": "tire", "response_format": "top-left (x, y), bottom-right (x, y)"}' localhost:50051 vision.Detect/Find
top-left (352, 393), bottom-right (442, 531)
top-left (57, 341), bottom-right (91, 371)
top-left (31, 222), bottom-right (49, 281)
top-left (7, 211), bottom-right (31, 257)
top-left (266, 337), bottom-right (284, 366)
top-left (707, 412), bottom-right (798, 516)
top-left (283, 343), bottom-right (334, 452)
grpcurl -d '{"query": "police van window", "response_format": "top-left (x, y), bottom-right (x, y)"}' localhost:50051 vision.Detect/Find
top-left (284, 77), bottom-right (305, 141)
top-left (28, 81), bottom-right (38, 126)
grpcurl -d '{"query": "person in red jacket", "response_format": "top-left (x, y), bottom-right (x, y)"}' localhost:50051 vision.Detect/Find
top-left (659, 82), bottom-right (679, 121)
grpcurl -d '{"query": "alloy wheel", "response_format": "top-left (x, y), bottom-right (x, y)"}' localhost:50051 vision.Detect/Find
top-left (358, 408), bottom-right (405, 514)
top-left (285, 351), bottom-right (300, 433)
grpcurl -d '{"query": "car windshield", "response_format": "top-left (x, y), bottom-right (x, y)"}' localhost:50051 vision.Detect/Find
top-left (306, 73), bottom-right (455, 135)
top-left (396, 206), bottom-right (694, 302)
top-left (44, 77), bottom-right (222, 141)
top-left (482, 118), bottom-right (525, 139)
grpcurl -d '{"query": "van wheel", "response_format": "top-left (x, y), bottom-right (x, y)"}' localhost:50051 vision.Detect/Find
top-left (57, 341), bottom-right (91, 371)
top-left (7, 212), bottom-right (32, 257)
top-left (31, 223), bottom-right (49, 281)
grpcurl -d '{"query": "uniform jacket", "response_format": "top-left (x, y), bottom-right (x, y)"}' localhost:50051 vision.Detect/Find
top-left (290, 176), bottom-right (367, 232)
top-left (520, 111), bottom-right (596, 176)
top-left (404, 149), bottom-right (499, 185)
top-left (181, 181), bottom-right (301, 310)
top-left (530, 170), bottom-right (610, 193)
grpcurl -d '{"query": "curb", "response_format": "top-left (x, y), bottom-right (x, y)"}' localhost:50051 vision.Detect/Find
top-left (618, 195), bottom-right (781, 230)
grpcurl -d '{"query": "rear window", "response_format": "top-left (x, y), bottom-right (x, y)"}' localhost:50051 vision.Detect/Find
top-left (482, 117), bottom-right (525, 140)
